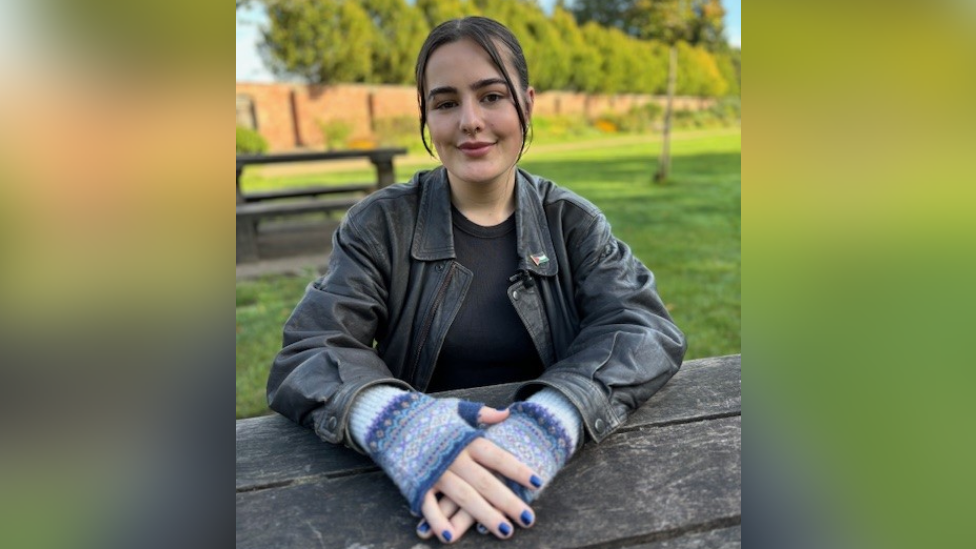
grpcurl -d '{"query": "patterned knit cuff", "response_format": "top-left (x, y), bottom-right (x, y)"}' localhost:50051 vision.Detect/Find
top-left (527, 388), bottom-right (584, 450)
top-left (349, 385), bottom-right (410, 450)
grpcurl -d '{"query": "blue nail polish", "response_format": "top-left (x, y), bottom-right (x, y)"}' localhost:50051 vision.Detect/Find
top-left (476, 523), bottom-right (489, 535)
top-left (417, 521), bottom-right (430, 534)
top-left (520, 510), bottom-right (534, 526)
top-left (442, 531), bottom-right (453, 542)
top-left (530, 474), bottom-right (543, 488)
top-left (499, 523), bottom-right (512, 536)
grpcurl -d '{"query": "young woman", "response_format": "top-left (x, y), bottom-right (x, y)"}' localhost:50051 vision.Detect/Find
top-left (267, 16), bottom-right (686, 544)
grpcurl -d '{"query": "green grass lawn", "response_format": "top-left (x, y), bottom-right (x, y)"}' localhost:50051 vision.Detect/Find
top-left (236, 128), bottom-right (741, 418)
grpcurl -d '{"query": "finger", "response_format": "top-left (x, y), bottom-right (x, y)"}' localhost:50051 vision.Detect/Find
top-left (463, 438), bottom-right (538, 529)
top-left (448, 460), bottom-right (530, 532)
top-left (448, 507), bottom-right (477, 539)
top-left (419, 490), bottom-right (456, 544)
top-left (436, 494), bottom-right (479, 540)
top-left (438, 495), bottom-right (459, 517)
top-left (415, 519), bottom-right (434, 540)
top-left (476, 406), bottom-right (510, 425)
top-left (467, 437), bottom-right (544, 492)
top-left (456, 400), bottom-right (485, 427)
top-left (436, 468), bottom-right (514, 540)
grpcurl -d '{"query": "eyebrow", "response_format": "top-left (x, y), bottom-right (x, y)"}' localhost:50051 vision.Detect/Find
top-left (427, 78), bottom-right (508, 100)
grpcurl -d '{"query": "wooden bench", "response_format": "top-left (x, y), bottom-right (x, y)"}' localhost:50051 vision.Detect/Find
top-left (235, 197), bottom-right (365, 220)
top-left (240, 182), bottom-right (376, 202)
top-left (236, 354), bottom-right (741, 548)
top-left (236, 148), bottom-right (407, 263)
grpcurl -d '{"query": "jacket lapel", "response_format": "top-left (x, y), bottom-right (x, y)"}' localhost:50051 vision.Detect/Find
top-left (515, 169), bottom-right (559, 278)
top-left (411, 167), bottom-right (455, 261)
top-left (410, 166), bottom-right (559, 279)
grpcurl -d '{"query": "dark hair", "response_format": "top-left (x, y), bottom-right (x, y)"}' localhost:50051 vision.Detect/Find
top-left (415, 16), bottom-right (532, 160)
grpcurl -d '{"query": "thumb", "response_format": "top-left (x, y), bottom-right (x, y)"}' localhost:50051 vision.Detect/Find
top-left (477, 405), bottom-right (510, 426)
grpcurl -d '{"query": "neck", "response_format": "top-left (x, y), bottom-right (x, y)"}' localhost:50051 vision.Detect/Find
top-left (448, 167), bottom-right (517, 226)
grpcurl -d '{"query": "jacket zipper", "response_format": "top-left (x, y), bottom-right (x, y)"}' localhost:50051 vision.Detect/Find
top-left (407, 262), bottom-right (455, 382)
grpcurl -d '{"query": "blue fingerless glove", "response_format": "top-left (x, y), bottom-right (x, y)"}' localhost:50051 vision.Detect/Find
top-left (353, 389), bottom-right (484, 515)
top-left (485, 398), bottom-right (579, 502)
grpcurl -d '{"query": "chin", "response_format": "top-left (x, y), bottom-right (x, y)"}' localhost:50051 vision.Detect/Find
top-left (454, 167), bottom-right (508, 186)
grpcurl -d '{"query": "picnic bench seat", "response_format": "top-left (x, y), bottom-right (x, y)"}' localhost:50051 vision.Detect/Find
top-left (236, 353), bottom-right (742, 548)
top-left (236, 148), bottom-right (407, 263)
top-left (235, 196), bottom-right (364, 220)
top-left (240, 182), bottom-right (376, 202)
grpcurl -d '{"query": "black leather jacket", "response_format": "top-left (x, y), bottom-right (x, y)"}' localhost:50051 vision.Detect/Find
top-left (267, 167), bottom-right (686, 450)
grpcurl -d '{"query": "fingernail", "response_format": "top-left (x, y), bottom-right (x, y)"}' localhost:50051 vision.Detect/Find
top-left (417, 521), bottom-right (430, 534)
top-left (476, 523), bottom-right (489, 535)
top-left (499, 522), bottom-right (512, 536)
top-left (442, 530), bottom-right (452, 542)
top-left (520, 509), bottom-right (534, 526)
top-left (530, 474), bottom-right (543, 488)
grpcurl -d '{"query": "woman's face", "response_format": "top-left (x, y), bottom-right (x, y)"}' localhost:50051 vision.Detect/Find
top-left (423, 38), bottom-right (533, 190)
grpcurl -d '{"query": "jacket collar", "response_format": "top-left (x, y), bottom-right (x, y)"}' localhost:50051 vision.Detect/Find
top-left (411, 167), bottom-right (558, 278)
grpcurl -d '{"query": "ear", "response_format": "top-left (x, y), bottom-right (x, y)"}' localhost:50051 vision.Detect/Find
top-left (524, 87), bottom-right (535, 119)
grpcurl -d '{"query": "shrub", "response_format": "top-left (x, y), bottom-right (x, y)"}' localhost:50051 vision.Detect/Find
top-left (595, 102), bottom-right (664, 134)
top-left (594, 119), bottom-right (618, 133)
top-left (709, 96), bottom-right (741, 122)
top-left (373, 116), bottom-right (420, 151)
top-left (671, 99), bottom-right (741, 130)
top-left (532, 115), bottom-right (592, 140)
top-left (318, 119), bottom-right (353, 150)
top-left (236, 126), bottom-right (268, 154)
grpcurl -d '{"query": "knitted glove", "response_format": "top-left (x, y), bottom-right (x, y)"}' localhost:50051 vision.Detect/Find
top-left (485, 391), bottom-right (581, 502)
top-left (351, 387), bottom-right (485, 516)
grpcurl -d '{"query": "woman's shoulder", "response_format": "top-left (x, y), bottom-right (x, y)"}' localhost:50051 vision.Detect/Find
top-left (518, 168), bottom-right (603, 220)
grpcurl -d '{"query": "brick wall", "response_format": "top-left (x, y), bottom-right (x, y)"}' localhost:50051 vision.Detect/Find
top-left (236, 82), bottom-right (715, 152)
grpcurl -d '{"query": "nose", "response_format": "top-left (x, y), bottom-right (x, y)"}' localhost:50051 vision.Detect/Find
top-left (458, 101), bottom-right (484, 134)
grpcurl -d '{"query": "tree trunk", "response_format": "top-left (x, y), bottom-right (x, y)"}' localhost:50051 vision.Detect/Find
top-left (655, 44), bottom-right (678, 184)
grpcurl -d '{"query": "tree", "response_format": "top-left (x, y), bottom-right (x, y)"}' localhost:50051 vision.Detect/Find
top-left (569, 0), bottom-right (637, 33)
top-left (361, 0), bottom-right (430, 84)
top-left (551, 6), bottom-right (602, 93)
top-left (260, 0), bottom-right (377, 84)
top-left (416, 0), bottom-right (477, 29)
top-left (572, 0), bottom-right (729, 183)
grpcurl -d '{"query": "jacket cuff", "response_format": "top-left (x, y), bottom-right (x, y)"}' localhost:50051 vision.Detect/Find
top-left (314, 377), bottom-right (413, 453)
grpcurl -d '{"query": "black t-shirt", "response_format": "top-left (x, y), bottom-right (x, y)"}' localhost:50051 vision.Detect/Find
top-left (426, 207), bottom-right (544, 392)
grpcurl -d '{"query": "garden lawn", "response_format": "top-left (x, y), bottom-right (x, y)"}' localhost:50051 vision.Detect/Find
top-left (236, 128), bottom-right (741, 418)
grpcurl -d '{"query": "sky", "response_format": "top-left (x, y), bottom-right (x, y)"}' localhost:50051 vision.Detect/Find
top-left (237, 0), bottom-right (741, 83)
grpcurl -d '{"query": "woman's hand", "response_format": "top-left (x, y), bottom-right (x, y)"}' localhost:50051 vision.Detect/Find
top-left (416, 406), bottom-right (540, 544)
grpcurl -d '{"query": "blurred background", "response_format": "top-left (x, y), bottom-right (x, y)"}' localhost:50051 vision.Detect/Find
top-left (1, 1), bottom-right (975, 548)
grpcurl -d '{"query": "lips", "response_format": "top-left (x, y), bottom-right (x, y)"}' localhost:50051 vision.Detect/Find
top-left (457, 141), bottom-right (494, 157)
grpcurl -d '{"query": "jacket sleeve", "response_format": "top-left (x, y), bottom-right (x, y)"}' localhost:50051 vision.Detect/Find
top-left (266, 214), bottom-right (411, 447)
top-left (518, 210), bottom-right (687, 443)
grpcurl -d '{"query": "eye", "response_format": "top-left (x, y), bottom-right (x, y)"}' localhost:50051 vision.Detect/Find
top-left (433, 100), bottom-right (457, 110)
top-left (482, 93), bottom-right (504, 104)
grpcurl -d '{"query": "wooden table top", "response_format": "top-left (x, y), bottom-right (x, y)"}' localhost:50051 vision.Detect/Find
top-left (237, 354), bottom-right (741, 548)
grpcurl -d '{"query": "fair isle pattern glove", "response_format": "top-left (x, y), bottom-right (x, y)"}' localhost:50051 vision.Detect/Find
top-left (350, 386), bottom-right (484, 515)
top-left (486, 389), bottom-right (583, 502)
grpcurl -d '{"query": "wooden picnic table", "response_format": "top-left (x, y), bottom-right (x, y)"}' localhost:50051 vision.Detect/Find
top-left (236, 354), bottom-right (741, 548)
top-left (236, 148), bottom-right (407, 263)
